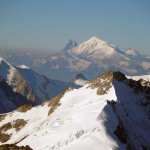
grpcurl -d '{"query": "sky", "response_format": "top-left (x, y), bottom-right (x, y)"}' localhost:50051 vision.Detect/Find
top-left (0, 0), bottom-right (150, 54)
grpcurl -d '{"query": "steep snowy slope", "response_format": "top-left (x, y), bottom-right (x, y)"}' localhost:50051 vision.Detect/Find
top-left (0, 71), bottom-right (150, 150)
top-left (0, 57), bottom-right (37, 101)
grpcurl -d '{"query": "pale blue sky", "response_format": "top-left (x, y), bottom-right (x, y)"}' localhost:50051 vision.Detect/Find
top-left (0, 0), bottom-right (150, 54)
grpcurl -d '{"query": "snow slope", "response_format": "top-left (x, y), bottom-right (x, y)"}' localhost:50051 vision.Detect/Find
top-left (0, 71), bottom-right (150, 149)
top-left (0, 79), bottom-right (123, 150)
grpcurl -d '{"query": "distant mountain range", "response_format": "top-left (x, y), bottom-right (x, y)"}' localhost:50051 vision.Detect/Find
top-left (0, 36), bottom-right (150, 81)
top-left (0, 71), bottom-right (150, 149)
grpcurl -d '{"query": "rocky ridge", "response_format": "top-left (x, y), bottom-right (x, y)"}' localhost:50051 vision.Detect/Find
top-left (0, 71), bottom-right (150, 149)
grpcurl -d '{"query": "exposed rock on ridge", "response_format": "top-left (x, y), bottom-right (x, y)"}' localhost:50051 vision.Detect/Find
top-left (89, 70), bottom-right (150, 103)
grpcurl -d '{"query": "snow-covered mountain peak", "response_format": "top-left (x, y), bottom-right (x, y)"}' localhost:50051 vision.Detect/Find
top-left (63, 39), bottom-right (78, 51)
top-left (70, 36), bottom-right (119, 56)
top-left (86, 36), bottom-right (107, 45)
top-left (81, 36), bottom-right (119, 50)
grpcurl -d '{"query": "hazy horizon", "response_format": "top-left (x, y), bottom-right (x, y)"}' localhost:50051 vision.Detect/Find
top-left (0, 0), bottom-right (150, 55)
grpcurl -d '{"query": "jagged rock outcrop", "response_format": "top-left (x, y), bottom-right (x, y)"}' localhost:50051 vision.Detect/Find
top-left (90, 70), bottom-right (150, 98)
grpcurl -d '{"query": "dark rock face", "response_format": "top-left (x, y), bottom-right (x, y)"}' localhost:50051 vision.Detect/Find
top-left (114, 121), bottom-right (127, 144)
top-left (124, 77), bottom-right (150, 109)
top-left (113, 71), bottom-right (126, 81)
top-left (0, 77), bottom-right (34, 114)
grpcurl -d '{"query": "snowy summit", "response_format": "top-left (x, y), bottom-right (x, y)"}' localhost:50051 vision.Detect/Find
top-left (70, 36), bottom-right (120, 56)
